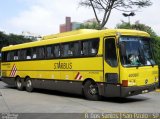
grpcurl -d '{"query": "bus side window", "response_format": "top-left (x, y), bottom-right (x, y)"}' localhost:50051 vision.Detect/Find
top-left (72, 42), bottom-right (80, 57)
top-left (37, 47), bottom-right (45, 59)
top-left (18, 50), bottom-right (21, 60)
top-left (61, 43), bottom-right (70, 57)
top-left (9, 51), bottom-right (14, 61)
top-left (89, 39), bottom-right (99, 55)
top-left (46, 45), bottom-right (54, 58)
top-left (32, 48), bottom-right (37, 59)
top-left (14, 51), bottom-right (18, 60)
top-left (26, 49), bottom-right (32, 60)
top-left (53, 45), bottom-right (60, 58)
top-left (81, 41), bottom-right (89, 56)
top-left (81, 38), bottom-right (99, 56)
top-left (20, 49), bottom-right (26, 60)
top-left (68, 43), bottom-right (73, 56)
top-left (7, 52), bottom-right (11, 61)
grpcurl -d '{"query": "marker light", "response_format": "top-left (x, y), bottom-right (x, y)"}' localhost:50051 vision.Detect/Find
top-left (122, 80), bottom-right (128, 87)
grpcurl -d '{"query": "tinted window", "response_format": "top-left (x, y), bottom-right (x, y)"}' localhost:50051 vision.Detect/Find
top-left (37, 47), bottom-right (45, 59)
top-left (46, 45), bottom-right (54, 58)
top-left (81, 38), bottom-right (99, 56)
top-left (61, 42), bottom-right (80, 57)
top-left (32, 48), bottom-right (37, 59)
top-left (13, 50), bottom-right (18, 60)
top-left (2, 38), bottom-right (100, 62)
top-left (7, 51), bottom-right (14, 61)
top-left (26, 49), bottom-right (32, 60)
top-left (105, 38), bottom-right (117, 67)
top-left (72, 42), bottom-right (80, 56)
top-left (53, 45), bottom-right (60, 58)
top-left (61, 43), bottom-right (70, 57)
top-left (19, 49), bottom-right (27, 60)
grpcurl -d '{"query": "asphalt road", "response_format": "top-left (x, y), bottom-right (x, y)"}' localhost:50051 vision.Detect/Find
top-left (0, 81), bottom-right (160, 118)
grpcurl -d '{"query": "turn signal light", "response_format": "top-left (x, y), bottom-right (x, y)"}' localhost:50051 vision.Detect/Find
top-left (122, 80), bottom-right (128, 87)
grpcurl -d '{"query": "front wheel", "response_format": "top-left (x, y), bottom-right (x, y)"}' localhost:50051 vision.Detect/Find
top-left (83, 81), bottom-right (101, 101)
top-left (25, 77), bottom-right (33, 92)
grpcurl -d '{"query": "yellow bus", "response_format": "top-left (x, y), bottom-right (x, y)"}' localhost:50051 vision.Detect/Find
top-left (1, 29), bottom-right (159, 100)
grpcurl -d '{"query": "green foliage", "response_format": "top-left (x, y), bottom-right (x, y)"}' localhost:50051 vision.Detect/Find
top-left (77, 22), bottom-right (100, 30)
top-left (116, 22), bottom-right (131, 29)
top-left (116, 21), bottom-right (157, 37)
top-left (151, 37), bottom-right (160, 66)
top-left (0, 31), bottom-right (34, 51)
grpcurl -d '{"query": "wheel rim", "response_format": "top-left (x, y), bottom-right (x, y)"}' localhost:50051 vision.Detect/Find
top-left (17, 79), bottom-right (22, 88)
top-left (88, 84), bottom-right (98, 95)
top-left (27, 80), bottom-right (32, 88)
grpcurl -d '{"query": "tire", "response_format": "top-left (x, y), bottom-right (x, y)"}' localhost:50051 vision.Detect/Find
top-left (25, 77), bottom-right (33, 92)
top-left (83, 80), bottom-right (101, 101)
top-left (15, 77), bottom-right (24, 91)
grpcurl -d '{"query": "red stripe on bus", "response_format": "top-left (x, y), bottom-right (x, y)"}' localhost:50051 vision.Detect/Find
top-left (75, 72), bottom-right (80, 80)
top-left (10, 64), bottom-right (17, 77)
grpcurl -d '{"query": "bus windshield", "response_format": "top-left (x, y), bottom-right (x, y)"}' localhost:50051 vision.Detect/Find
top-left (119, 36), bottom-right (156, 67)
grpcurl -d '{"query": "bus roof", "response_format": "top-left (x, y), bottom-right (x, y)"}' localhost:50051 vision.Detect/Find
top-left (42, 29), bottom-right (98, 40)
top-left (1, 29), bottom-right (150, 52)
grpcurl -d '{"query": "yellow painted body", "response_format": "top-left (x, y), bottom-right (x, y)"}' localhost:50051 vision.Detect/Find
top-left (1, 29), bottom-right (158, 87)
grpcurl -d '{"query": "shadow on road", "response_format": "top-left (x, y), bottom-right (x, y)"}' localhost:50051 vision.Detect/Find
top-left (35, 88), bottom-right (85, 99)
top-left (101, 96), bottom-right (149, 103)
top-left (2, 84), bottom-right (150, 103)
top-left (29, 88), bottom-right (150, 103)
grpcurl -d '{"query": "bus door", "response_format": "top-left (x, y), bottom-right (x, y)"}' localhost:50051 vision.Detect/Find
top-left (103, 37), bottom-right (120, 97)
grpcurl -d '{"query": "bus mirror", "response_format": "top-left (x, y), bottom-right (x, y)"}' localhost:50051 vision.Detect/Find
top-left (120, 42), bottom-right (126, 56)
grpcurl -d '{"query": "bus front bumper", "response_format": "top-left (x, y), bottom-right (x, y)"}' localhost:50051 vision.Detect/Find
top-left (98, 82), bottom-right (159, 97)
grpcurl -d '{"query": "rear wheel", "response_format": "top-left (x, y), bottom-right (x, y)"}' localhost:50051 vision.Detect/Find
top-left (15, 77), bottom-right (23, 91)
top-left (83, 80), bottom-right (101, 101)
top-left (25, 77), bottom-right (33, 92)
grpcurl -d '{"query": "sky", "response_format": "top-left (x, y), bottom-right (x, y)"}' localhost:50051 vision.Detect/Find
top-left (0, 0), bottom-right (160, 36)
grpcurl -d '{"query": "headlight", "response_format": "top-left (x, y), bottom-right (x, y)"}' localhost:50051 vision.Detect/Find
top-left (128, 80), bottom-right (136, 86)
top-left (155, 77), bottom-right (158, 82)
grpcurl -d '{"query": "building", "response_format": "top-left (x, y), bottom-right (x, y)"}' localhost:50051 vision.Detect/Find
top-left (60, 17), bottom-right (81, 33)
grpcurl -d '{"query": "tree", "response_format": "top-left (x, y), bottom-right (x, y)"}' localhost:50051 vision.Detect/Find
top-left (0, 31), bottom-right (34, 51)
top-left (77, 21), bottom-right (100, 29)
top-left (116, 21), bottom-right (157, 37)
top-left (79, 0), bottom-right (152, 29)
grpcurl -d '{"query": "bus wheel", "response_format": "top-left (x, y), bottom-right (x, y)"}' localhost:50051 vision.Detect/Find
top-left (83, 81), bottom-right (100, 101)
top-left (25, 78), bottom-right (33, 92)
top-left (15, 77), bottom-right (23, 91)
